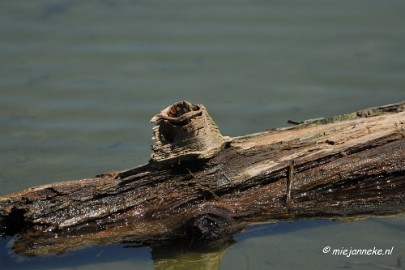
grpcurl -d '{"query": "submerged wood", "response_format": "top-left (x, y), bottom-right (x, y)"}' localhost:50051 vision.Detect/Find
top-left (1, 100), bottom-right (405, 257)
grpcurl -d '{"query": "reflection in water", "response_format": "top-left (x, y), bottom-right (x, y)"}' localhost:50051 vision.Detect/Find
top-left (1, 219), bottom-right (404, 270)
top-left (154, 251), bottom-right (225, 270)
top-left (150, 238), bottom-right (234, 270)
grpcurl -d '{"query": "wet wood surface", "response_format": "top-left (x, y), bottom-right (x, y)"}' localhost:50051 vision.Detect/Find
top-left (1, 101), bottom-right (404, 256)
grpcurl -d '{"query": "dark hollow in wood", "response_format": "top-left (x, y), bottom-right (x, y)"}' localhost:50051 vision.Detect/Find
top-left (1, 100), bottom-right (405, 256)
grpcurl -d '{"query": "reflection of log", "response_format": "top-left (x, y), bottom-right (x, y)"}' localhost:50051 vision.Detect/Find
top-left (1, 101), bottom-right (405, 257)
top-left (151, 238), bottom-right (233, 270)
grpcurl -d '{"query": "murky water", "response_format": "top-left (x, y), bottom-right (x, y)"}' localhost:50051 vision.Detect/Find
top-left (1, 0), bottom-right (405, 269)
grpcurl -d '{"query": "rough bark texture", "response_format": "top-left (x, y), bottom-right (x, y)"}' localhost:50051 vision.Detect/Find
top-left (1, 101), bottom-right (405, 257)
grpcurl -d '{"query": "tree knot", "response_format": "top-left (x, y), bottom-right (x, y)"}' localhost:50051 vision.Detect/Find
top-left (150, 101), bottom-right (229, 164)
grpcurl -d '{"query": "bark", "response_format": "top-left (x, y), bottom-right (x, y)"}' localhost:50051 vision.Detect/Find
top-left (1, 101), bottom-right (405, 257)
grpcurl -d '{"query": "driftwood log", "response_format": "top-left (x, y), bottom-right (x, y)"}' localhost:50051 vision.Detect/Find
top-left (1, 100), bottom-right (405, 257)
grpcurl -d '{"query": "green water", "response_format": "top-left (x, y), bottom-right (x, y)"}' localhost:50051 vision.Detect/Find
top-left (1, 0), bottom-right (405, 269)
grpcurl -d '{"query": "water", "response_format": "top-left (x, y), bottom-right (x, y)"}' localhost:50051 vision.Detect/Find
top-left (1, 0), bottom-right (405, 269)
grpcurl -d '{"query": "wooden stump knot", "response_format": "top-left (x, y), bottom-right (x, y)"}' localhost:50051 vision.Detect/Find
top-left (150, 100), bottom-right (229, 165)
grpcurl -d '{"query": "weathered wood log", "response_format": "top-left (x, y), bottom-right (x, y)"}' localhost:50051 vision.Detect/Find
top-left (1, 100), bottom-right (405, 257)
